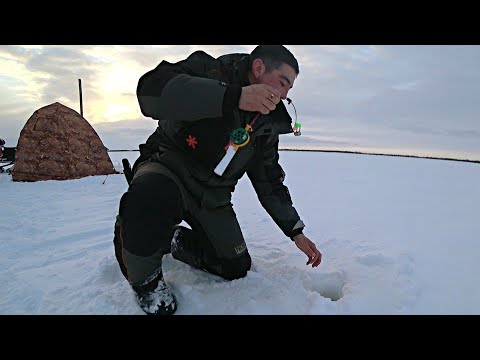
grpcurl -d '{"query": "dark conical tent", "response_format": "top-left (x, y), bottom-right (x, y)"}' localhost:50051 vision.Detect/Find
top-left (12, 102), bottom-right (118, 182)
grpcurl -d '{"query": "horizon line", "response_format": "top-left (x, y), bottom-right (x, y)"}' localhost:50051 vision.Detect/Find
top-left (106, 148), bottom-right (480, 165)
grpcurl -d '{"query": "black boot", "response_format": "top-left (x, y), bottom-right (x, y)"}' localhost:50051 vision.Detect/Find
top-left (171, 225), bottom-right (206, 270)
top-left (170, 225), bottom-right (229, 278)
top-left (131, 271), bottom-right (177, 315)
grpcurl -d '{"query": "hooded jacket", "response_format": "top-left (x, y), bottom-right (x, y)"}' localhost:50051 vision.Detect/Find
top-left (134, 50), bottom-right (305, 239)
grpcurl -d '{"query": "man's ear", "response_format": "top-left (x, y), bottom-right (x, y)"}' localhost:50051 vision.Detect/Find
top-left (251, 58), bottom-right (265, 79)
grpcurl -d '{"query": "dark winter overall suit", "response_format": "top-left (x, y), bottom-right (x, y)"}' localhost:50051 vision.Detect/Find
top-left (113, 50), bottom-right (305, 287)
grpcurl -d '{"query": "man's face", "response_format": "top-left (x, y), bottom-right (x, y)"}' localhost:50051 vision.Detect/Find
top-left (257, 63), bottom-right (296, 100)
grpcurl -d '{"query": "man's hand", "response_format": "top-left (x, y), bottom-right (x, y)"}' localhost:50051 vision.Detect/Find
top-left (293, 234), bottom-right (322, 268)
top-left (239, 84), bottom-right (282, 114)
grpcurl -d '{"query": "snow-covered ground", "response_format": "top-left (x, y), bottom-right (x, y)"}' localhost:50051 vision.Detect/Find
top-left (1, 151), bottom-right (479, 314)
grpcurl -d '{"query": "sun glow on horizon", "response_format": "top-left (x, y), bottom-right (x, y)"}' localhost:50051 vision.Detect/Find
top-left (85, 59), bottom-right (145, 123)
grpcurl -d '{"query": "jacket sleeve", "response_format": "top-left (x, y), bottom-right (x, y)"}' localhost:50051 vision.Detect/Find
top-left (137, 50), bottom-right (242, 122)
top-left (246, 137), bottom-right (305, 240)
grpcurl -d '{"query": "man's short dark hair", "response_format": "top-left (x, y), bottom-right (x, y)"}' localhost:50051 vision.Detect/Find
top-left (249, 45), bottom-right (300, 76)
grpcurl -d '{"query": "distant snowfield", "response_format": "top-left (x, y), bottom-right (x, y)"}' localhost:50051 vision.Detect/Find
top-left (1, 151), bottom-right (479, 314)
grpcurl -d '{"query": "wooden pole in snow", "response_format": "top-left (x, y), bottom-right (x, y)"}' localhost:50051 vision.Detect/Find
top-left (78, 79), bottom-right (83, 117)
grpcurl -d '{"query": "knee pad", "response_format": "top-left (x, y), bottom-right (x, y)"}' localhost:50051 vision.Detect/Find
top-left (113, 215), bottom-right (129, 280)
top-left (218, 252), bottom-right (252, 280)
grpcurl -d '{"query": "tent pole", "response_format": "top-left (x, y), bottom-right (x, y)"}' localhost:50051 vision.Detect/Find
top-left (78, 79), bottom-right (83, 117)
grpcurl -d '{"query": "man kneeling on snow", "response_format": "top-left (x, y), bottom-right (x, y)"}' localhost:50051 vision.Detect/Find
top-left (113, 45), bottom-right (322, 315)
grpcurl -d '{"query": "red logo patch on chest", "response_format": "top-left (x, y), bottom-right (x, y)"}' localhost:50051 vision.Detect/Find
top-left (186, 135), bottom-right (198, 149)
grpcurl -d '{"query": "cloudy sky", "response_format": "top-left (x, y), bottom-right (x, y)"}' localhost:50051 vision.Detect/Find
top-left (1, 45), bottom-right (479, 160)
